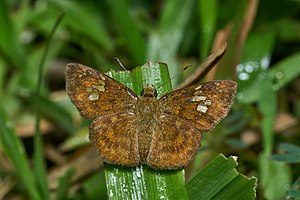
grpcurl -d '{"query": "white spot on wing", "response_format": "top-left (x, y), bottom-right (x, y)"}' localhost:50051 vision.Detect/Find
top-left (192, 96), bottom-right (206, 101)
top-left (88, 91), bottom-right (99, 101)
top-left (195, 85), bottom-right (202, 90)
top-left (205, 99), bottom-right (212, 105)
top-left (197, 105), bottom-right (208, 113)
top-left (99, 73), bottom-right (106, 80)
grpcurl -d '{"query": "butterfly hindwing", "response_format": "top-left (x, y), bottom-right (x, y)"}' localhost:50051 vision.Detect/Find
top-left (89, 112), bottom-right (140, 166)
top-left (147, 116), bottom-right (202, 169)
top-left (65, 63), bottom-right (138, 119)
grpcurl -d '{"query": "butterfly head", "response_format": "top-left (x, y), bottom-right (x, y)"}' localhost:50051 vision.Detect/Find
top-left (140, 86), bottom-right (158, 98)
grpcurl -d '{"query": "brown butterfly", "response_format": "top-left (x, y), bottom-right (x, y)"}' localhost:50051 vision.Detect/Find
top-left (65, 63), bottom-right (237, 170)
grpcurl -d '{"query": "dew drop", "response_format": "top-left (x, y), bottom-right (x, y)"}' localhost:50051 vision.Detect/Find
top-left (275, 71), bottom-right (284, 80)
top-left (245, 64), bottom-right (254, 73)
top-left (238, 72), bottom-right (250, 80)
top-left (88, 91), bottom-right (99, 101)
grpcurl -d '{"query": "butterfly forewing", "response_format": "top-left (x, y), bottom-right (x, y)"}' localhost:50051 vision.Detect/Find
top-left (65, 63), bottom-right (138, 119)
top-left (159, 80), bottom-right (237, 131)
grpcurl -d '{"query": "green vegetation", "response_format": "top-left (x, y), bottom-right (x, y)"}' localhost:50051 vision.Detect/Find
top-left (0, 0), bottom-right (299, 199)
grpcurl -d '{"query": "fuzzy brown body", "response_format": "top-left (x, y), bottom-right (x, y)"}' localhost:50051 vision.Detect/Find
top-left (135, 93), bottom-right (159, 163)
top-left (65, 63), bottom-right (237, 170)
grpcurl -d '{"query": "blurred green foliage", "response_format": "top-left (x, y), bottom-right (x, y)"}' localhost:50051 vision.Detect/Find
top-left (0, 0), bottom-right (299, 199)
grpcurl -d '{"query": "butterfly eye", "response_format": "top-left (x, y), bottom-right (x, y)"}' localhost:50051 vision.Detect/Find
top-left (140, 87), bottom-right (158, 97)
top-left (153, 90), bottom-right (158, 98)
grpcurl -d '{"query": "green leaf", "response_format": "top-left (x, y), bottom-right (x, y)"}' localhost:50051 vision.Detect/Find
top-left (56, 167), bottom-right (76, 200)
top-left (271, 143), bottom-right (300, 163)
top-left (270, 51), bottom-right (300, 91)
top-left (271, 154), bottom-right (300, 163)
top-left (287, 190), bottom-right (300, 199)
top-left (288, 176), bottom-right (300, 199)
top-left (0, 0), bottom-right (25, 68)
top-left (259, 153), bottom-right (291, 200)
top-left (198, 0), bottom-right (217, 59)
top-left (83, 171), bottom-right (107, 199)
top-left (30, 95), bottom-right (74, 133)
top-left (104, 62), bottom-right (188, 200)
top-left (257, 78), bottom-right (276, 154)
top-left (186, 154), bottom-right (257, 200)
top-left (257, 78), bottom-right (290, 200)
top-left (33, 13), bottom-right (63, 200)
top-left (107, 0), bottom-right (146, 65)
top-left (0, 107), bottom-right (41, 200)
top-left (147, 0), bottom-right (195, 81)
top-left (49, 0), bottom-right (113, 51)
top-left (237, 31), bottom-right (275, 100)
top-left (239, 51), bottom-right (300, 104)
top-left (279, 143), bottom-right (300, 154)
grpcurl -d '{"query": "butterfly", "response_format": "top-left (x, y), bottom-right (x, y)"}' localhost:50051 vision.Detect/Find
top-left (65, 63), bottom-right (237, 170)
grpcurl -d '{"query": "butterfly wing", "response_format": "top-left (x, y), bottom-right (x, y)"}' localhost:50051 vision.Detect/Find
top-left (159, 80), bottom-right (237, 131)
top-left (89, 112), bottom-right (139, 166)
top-left (65, 63), bottom-right (138, 119)
top-left (147, 80), bottom-right (236, 169)
top-left (147, 117), bottom-right (202, 169)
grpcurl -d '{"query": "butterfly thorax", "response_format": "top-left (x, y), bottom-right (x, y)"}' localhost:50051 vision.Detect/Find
top-left (135, 86), bottom-right (159, 163)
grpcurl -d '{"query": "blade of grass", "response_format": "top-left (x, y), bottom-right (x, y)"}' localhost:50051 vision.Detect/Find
top-left (259, 152), bottom-right (291, 200)
top-left (104, 62), bottom-right (188, 200)
top-left (198, 0), bottom-right (217, 59)
top-left (257, 78), bottom-right (275, 154)
top-left (33, 13), bottom-right (64, 200)
top-left (147, 0), bottom-right (195, 83)
top-left (237, 31), bottom-right (275, 103)
top-left (107, 0), bottom-right (146, 65)
top-left (0, 107), bottom-right (41, 200)
top-left (258, 79), bottom-right (291, 200)
top-left (288, 177), bottom-right (300, 199)
top-left (186, 154), bottom-right (257, 200)
top-left (29, 95), bottom-right (74, 133)
top-left (49, 0), bottom-right (113, 51)
top-left (56, 167), bottom-right (76, 200)
top-left (271, 154), bottom-right (300, 163)
top-left (240, 51), bottom-right (300, 104)
top-left (0, 0), bottom-right (25, 68)
top-left (279, 143), bottom-right (300, 154)
top-left (213, 174), bottom-right (257, 200)
top-left (83, 171), bottom-right (107, 199)
top-left (270, 51), bottom-right (300, 91)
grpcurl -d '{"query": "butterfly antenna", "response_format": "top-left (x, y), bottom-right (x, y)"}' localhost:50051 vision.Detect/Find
top-left (114, 57), bottom-right (127, 71)
top-left (158, 64), bottom-right (192, 89)
top-left (114, 57), bottom-right (146, 94)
